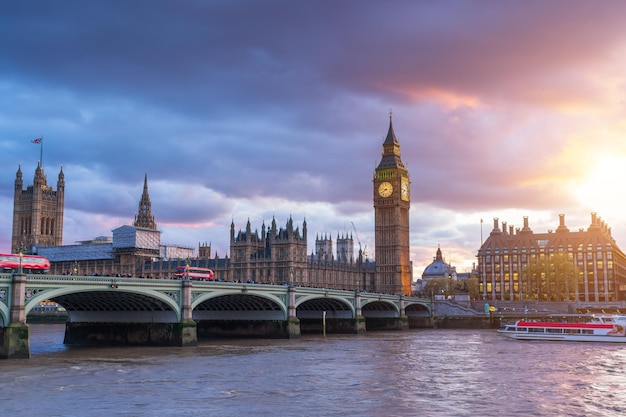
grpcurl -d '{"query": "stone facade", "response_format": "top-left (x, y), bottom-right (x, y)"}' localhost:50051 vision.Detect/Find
top-left (477, 214), bottom-right (626, 302)
top-left (12, 164), bottom-right (64, 253)
top-left (373, 115), bottom-right (412, 295)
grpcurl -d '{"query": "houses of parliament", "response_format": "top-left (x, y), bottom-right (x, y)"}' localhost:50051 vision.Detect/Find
top-left (12, 116), bottom-right (626, 302)
top-left (10, 117), bottom-right (414, 296)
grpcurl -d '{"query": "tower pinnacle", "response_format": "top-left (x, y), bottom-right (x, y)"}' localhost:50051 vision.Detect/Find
top-left (133, 173), bottom-right (157, 230)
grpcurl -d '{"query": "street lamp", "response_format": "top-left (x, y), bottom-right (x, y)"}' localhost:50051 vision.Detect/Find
top-left (17, 244), bottom-right (24, 274)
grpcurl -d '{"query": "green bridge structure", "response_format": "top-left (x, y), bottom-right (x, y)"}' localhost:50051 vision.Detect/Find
top-left (0, 272), bottom-right (432, 359)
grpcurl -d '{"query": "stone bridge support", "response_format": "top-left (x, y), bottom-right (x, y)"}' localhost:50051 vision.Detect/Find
top-left (287, 285), bottom-right (301, 338)
top-left (179, 279), bottom-right (197, 346)
top-left (355, 290), bottom-right (366, 334)
top-left (399, 295), bottom-right (409, 330)
top-left (1, 272), bottom-right (30, 359)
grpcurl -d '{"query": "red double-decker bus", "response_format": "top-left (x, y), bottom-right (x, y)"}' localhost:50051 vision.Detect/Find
top-left (174, 266), bottom-right (214, 281)
top-left (0, 253), bottom-right (50, 274)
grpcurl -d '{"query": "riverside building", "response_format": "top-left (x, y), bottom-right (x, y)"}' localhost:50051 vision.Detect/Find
top-left (477, 214), bottom-right (626, 302)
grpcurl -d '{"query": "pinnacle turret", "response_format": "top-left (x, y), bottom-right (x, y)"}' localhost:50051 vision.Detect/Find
top-left (133, 173), bottom-right (157, 230)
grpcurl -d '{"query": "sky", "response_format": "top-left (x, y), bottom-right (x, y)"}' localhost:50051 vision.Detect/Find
top-left (3, 1), bottom-right (626, 280)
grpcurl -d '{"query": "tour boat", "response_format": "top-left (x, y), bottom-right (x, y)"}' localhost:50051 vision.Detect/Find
top-left (498, 314), bottom-right (626, 342)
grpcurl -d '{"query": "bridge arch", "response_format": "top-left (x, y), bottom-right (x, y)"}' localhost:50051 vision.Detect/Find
top-left (192, 291), bottom-right (286, 320)
top-left (361, 299), bottom-right (400, 318)
top-left (405, 301), bottom-right (431, 317)
top-left (25, 287), bottom-right (181, 323)
top-left (295, 294), bottom-right (355, 319)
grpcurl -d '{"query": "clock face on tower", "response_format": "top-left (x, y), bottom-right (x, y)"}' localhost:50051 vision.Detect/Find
top-left (378, 181), bottom-right (393, 197)
top-left (401, 177), bottom-right (409, 201)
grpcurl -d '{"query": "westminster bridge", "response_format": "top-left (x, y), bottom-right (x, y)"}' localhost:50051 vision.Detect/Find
top-left (0, 273), bottom-right (432, 359)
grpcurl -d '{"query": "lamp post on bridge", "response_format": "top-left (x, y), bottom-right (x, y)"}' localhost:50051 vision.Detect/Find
top-left (17, 243), bottom-right (25, 274)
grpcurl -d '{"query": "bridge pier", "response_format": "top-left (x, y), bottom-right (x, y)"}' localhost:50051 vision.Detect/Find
top-left (64, 322), bottom-right (198, 346)
top-left (355, 291), bottom-right (366, 333)
top-left (287, 285), bottom-right (301, 338)
top-left (180, 280), bottom-right (197, 346)
top-left (364, 316), bottom-right (409, 331)
top-left (1, 272), bottom-right (30, 359)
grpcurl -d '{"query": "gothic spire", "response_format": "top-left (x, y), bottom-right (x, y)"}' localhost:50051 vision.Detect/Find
top-left (133, 173), bottom-right (157, 230)
top-left (383, 110), bottom-right (399, 146)
top-left (376, 112), bottom-right (406, 171)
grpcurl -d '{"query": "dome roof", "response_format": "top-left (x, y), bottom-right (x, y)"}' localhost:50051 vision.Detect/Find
top-left (422, 247), bottom-right (450, 277)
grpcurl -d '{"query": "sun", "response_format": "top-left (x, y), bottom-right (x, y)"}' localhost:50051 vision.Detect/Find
top-left (575, 154), bottom-right (626, 218)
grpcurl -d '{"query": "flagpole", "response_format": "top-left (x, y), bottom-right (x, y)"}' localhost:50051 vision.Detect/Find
top-left (480, 218), bottom-right (483, 246)
top-left (40, 133), bottom-right (43, 167)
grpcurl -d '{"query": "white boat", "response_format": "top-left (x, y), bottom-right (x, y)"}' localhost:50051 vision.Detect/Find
top-left (497, 314), bottom-right (626, 342)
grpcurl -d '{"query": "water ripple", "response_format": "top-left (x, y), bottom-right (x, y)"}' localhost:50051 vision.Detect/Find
top-left (2, 325), bottom-right (626, 416)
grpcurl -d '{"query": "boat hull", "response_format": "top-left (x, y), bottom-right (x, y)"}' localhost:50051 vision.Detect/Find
top-left (497, 330), bottom-right (626, 343)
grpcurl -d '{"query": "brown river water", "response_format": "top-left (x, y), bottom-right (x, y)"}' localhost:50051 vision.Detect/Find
top-left (1, 324), bottom-right (625, 416)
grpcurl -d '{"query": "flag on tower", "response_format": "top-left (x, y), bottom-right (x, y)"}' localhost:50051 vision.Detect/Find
top-left (32, 137), bottom-right (43, 144)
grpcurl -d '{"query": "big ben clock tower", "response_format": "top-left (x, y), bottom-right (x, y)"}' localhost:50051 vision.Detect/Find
top-left (373, 114), bottom-right (412, 295)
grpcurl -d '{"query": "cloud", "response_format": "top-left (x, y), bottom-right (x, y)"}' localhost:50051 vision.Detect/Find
top-left (3, 1), bottom-right (626, 278)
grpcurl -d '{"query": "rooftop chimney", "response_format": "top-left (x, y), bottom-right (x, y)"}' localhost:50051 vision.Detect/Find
top-left (556, 213), bottom-right (569, 233)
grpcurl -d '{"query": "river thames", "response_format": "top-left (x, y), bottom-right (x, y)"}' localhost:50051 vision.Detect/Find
top-left (2, 324), bottom-right (626, 416)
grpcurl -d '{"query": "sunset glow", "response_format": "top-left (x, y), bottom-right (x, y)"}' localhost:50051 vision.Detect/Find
top-left (575, 154), bottom-right (626, 220)
top-left (3, 2), bottom-right (626, 278)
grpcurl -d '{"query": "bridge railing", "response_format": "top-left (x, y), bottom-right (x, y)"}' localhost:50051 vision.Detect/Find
top-left (1, 273), bottom-right (432, 305)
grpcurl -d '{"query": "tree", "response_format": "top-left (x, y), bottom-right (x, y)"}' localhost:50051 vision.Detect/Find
top-left (520, 252), bottom-right (577, 301)
top-left (520, 255), bottom-right (546, 301)
top-left (549, 252), bottom-right (577, 301)
top-left (466, 276), bottom-right (480, 300)
top-left (423, 278), bottom-right (452, 297)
